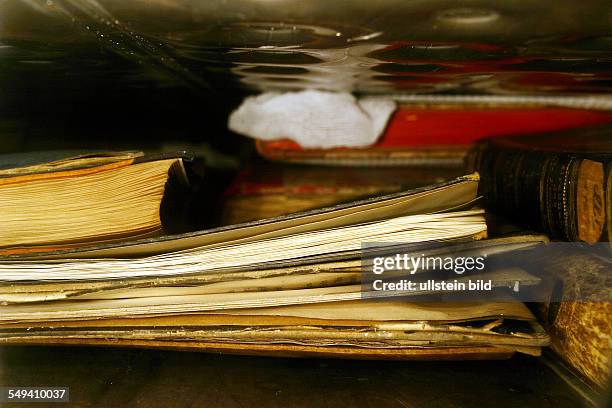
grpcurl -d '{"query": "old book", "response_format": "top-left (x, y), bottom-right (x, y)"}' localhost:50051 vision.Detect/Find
top-left (221, 164), bottom-right (463, 224)
top-left (0, 337), bottom-right (523, 360)
top-left (534, 252), bottom-right (612, 388)
top-left (256, 105), bottom-right (612, 167)
top-left (0, 321), bottom-right (549, 352)
top-left (0, 151), bottom-right (190, 255)
top-left (467, 123), bottom-right (612, 243)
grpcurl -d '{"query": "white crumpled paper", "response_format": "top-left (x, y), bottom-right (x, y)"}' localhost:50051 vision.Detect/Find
top-left (228, 90), bottom-right (396, 148)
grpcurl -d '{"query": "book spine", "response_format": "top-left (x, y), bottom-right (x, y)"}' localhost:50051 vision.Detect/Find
top-left (468, 144), bottom-right (607, 243)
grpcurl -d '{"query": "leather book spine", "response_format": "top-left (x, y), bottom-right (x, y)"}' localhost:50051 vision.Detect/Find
top-left (468, 143), bottom-right (606, 243)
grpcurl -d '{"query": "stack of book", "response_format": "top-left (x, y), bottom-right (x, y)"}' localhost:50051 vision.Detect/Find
top-left (0, 151), bottom-right (550, 359)
top-left (248, 121), bottom-right (612, 388)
